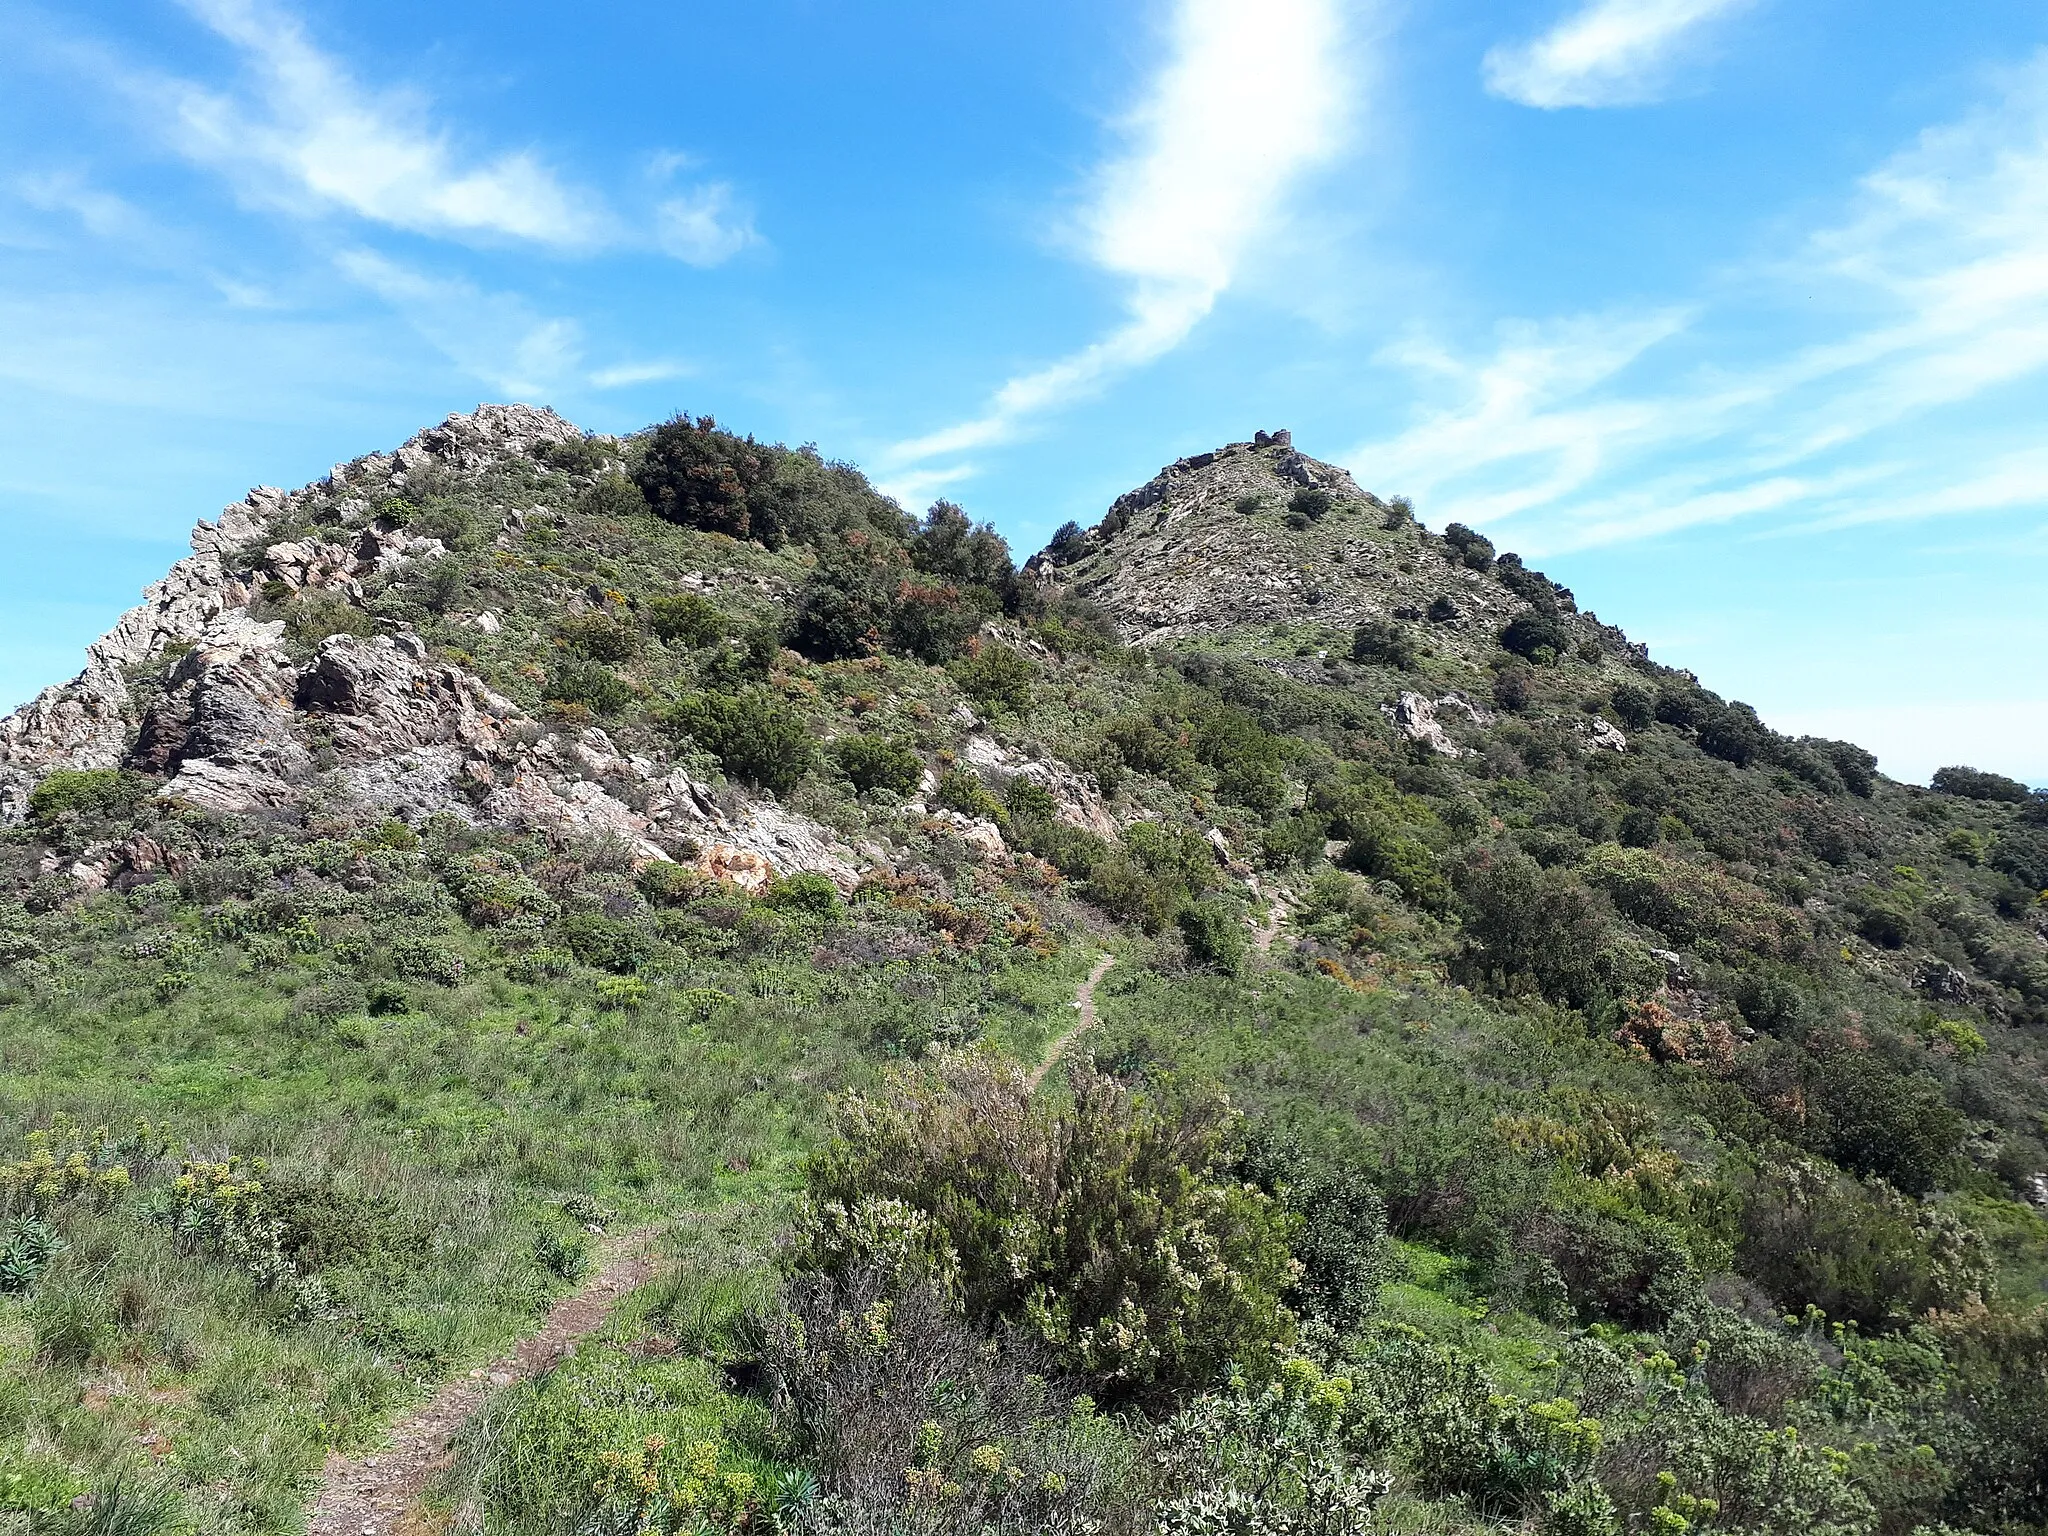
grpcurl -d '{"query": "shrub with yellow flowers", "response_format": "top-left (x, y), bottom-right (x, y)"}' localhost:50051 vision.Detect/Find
top-left (0, 1115), bottom-right (154, 1216)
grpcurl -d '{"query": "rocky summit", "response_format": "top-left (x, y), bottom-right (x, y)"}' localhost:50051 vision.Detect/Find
top-left (2, 405), bottom-right (2047, 1536)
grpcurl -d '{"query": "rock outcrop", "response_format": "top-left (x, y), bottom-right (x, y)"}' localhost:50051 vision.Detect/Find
top-left (1025, 432), bottom-right (1577, 667)
top-left (0, 406), bottom-right (869, 891)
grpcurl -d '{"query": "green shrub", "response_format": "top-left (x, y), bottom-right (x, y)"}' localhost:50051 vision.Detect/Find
top-left (1150, 1356), bottom-right (1391, 1533)
top-left (544, 658), bottom-right (634, 715)
top-left (389, 937), bottom-right (466, 986)
top-left (555, 612), bottom-right (640, 663)
top-left (1089, 822), bottom-right (1218, 932)
top-left (1932, 765), bottom-right (2032, 803)
top-left (1444, 521), bottom-right (1496, 570)
top-left (1289, 487), bottom-right (1334, 522)
top-left (636, 861), bottom-right (715, 907)
top-left (1177, 898), bottom-right (1247, 975)
top-left (645, 593), bottom-right (727, 648)
top-left (556, 914), bottom-right (649, 974)
top-left (1239, 1132), bottom-right (1390, 1333)
top-left (832, 735), bottom-right (921, 795)
top-left (951, 642), bottom-right (1036, 716)
top-left (1698, 702), bottom-right (1769, 767)
top-left (27, 769), bottom-right (144, 827)
top-left (1738, 1160), bottom-right (1992, 1327)
top-left (760, 873), bottom-right (843, 922)
top-left (0, 1217), bottom-right (63, 1294)
top-left (790, 543), bottom-right (899, 660)
top-left (505, 945), bottom-right (574, 982)
top-left (581, 473), bottom-right (649, 520)
top-left (665, 689), bottom-right (816, 793)
top-left (890, 578), bottom-right (989, 664)
top-left (800, 1054), bottom-right (1298, 1402)
top-left (633, 414), bottom-right (772, 539)
top-left (1351, 620), bottom-right (1418, 670)
top-left (1501, 613), bottom-right (1567, 660)
top-left (935, 769), bottom-right (1006, 826)
top-left (465, 1343), bottom-right (776, 1535)
top-left (1612, 681), bottom-right (1656, 730)
top-left (537, 435), bottom-right (612, 475)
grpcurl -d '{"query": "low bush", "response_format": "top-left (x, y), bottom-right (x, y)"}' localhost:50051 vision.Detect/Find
top-left (951, 642), bottom-right (1036, 717)
top-left (798, 1054), bottom-right (1297, 1402)
top-left (544, 658), bottom-right (634, 715)
top-left (666, 689), bottom-right (816, 794)
top-left (646, 593), bottom-right (727, 648)
top-left (27, 769), bottom-right (146, 827)
top-left (1350, 620), bottom-right (1418, 670)
top-left (832, 735), bottom-right (921, 795)
top-left (1176, 898), bottom-right (1247, 975)
top-left (389, 937), bottom-right (466, 986)
top-left (555, 612), bottom-right (640, 663)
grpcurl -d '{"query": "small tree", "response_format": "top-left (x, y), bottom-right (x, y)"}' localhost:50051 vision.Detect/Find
top-left (951, 642), bottom-right (1036, 717)
top-left (1351, 620), bottom-right (1418, 670)
top-left (1178, 898), bottom-right (1248, 975)
top-left (832, 735), bottom-right (922, 795)
top-left (664, 689), bottom-right (816, 793)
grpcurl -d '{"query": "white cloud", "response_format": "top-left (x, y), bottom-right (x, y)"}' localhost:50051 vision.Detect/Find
top-left (884, 0), bottom-right (1354, 474)
top-left (1484, 0), bottom-right (1755, 109)
top-left (656, 183), bottom-right (759, 267)
top-left (1353, 50), bottom-right (2048, 553)
top-left (588, 360), bottom-right (689, 390)
top-left (100, 0), bottom-right (755, 263)
top-left (335, 249), bottom-right (695, 400)
top-left (334, 248), bottom-right (586, 397)
top-left (162, 0), bottom-right (608, 247)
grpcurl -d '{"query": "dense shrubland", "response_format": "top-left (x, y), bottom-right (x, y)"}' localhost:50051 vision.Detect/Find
top-left (1, 411), bottom-right (2044, 1533)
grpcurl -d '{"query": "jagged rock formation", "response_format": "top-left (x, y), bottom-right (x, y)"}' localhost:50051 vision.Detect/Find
top-left (1026, 431), bottom-right (1596, 662)
top-left (0, 406), bottom-right (869, 887)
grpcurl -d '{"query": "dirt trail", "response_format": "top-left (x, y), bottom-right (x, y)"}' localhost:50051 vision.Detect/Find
top-left (1253, 902), bottom-right (1286, 954)
top-left (1027, 954), bottom-right (1116, 1091)
top-left (306, 1228), bottom-right (662, 1536)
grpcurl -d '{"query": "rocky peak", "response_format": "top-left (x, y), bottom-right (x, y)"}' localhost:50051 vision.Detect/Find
top-left (0, 405), bottom-right (871, 891)
top-left (1027, 432), bottom-right (1570, 662)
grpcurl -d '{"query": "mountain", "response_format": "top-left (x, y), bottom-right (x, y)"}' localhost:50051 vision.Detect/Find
top-left (2, 405), bottom-right (2046, 1536)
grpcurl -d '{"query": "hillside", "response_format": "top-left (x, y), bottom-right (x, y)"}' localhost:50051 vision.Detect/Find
top-left (1, 405), bottom-right (2046, 1536)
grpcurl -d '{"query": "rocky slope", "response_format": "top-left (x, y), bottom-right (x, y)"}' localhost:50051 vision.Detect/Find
top-left (0, 407), bottom-right (873, 890)
top-left (1026, 428), bottom-right (1612, 663)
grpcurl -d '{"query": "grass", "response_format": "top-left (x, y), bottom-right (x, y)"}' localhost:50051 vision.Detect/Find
top-left (0, 886), bottom-right (1084, 1533)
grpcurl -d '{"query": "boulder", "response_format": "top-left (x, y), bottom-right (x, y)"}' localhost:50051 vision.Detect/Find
top-left (1387, 692), bottom-right (1466, 758)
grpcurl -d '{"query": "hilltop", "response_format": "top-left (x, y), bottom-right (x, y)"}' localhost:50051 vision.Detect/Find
top-left (1, 406), bottom-right (2046, 1536)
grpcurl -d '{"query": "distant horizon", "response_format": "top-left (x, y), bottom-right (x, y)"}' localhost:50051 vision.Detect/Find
top-left (3, 0), bottom-right (2044, 786)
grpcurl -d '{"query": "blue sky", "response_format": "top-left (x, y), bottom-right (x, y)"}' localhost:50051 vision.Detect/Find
top-left (3, 0), bottom-right (2044, 785)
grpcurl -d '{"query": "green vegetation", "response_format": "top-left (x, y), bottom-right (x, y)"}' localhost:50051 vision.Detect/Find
top-left (1, 411), bottom-right (2043, 1535)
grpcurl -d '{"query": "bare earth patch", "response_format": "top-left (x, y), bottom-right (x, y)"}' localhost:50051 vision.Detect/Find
top-left (306, 1229), bottom-right (663, 1536)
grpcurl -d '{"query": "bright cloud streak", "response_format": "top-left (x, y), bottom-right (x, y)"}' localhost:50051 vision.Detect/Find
top-left (1484, 0), bottom-right (1755, 109)
top-left (883, 0), bottom-right (1353, 484)
top-left (140, 0), bottom-right (757, 262)
top-left (1353, 50), bottom-right (2048, 552)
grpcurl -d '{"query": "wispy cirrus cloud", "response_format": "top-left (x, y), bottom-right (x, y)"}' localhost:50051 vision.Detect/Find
top-left (123, 0), bottom-right (758, 262)
top-left (1354, 50), bottom-right (2048, 552)
top-left (1484, 0), bottom-right (1756, 109)
top-left (335, 248), bottom-right (682, 398)
top-left (880, 0), bottom-right (1356, 498)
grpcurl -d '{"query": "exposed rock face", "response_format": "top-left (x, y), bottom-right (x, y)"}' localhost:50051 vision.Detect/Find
top-left (959, 733), bottom-right (1118, 839)
top-left (0, 405), bottom-right (868, 891)
top-left (1388, 693), bottom-right (1468, 758)
top-left (1582, 716), bottom-right (1629, 753)
top-left (1025, 432), bottom-right (1573, 663)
